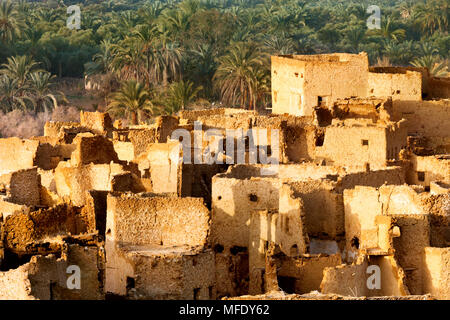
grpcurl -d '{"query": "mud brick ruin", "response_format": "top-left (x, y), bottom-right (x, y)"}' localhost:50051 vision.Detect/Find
top-left (0, 53), bottom-right (448, 300)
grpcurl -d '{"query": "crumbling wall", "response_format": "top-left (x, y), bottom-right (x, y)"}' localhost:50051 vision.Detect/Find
top-left (331, 97), bottom-right (393, 123)
top-left (368, 70), bottom-right (422, 101)
top-left (55, 162), bottom-right (129, 206)
top-left (113, 141), bottom-right (134, 162)
top-left (423, 194), bottom-right (450, 247)
top-left (0, 245), bottom-right (104, 300)
top-left (80, 111), bottom-right (114, 137)
top-left (116, 247), bottom-right (216, 300)
top-left (289, 179), bottom-right (343, 239)
top-left (423, 247), bottom-right (450, 299)
top-left (271, 53), bottom-right (369, 116)
top-left (320, 255), bottom-right (409, 297)
top-left (392, 215), bottom-right (430, 295)
top-left (393, 100), bottom-right (450, 153)
top-left (2, 204), bottom-right (91, 255)
top-left (135, 141), bottom-right (182, 195)
top-left (407, 154), bottom-right (450, 187)
top-left (106, 194), bottom-right (210, 247)
top-left (315, 119), bottom-right (407, 168)
top-left (70, 133), bottom-right (120, 166)
top-left (179, 108), bottom-right (255, 123)
top-left (0, 168), bottom-right (40, 206)
top-left (105, 194), bottom-right (212, 298)
top-left (128, 128), bottom-right (158, 158)
top-left (276, 254), bottom-right (342, 294)
top-left (0, 138), bottom-right (39, 175)
top-left (33, 141), bottom-right (76, 170)
top-left (44, 121), bottom-right (81, 138)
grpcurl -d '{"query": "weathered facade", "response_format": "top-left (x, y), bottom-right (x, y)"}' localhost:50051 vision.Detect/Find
top-left (0, 52), bottom-right (449, 300)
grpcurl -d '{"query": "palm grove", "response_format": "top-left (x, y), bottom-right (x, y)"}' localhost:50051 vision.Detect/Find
top-left (0, 0), bottom-right (448, 125)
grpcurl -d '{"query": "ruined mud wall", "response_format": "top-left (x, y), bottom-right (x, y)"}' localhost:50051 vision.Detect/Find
top-left (2, 204), bottom-right (91, 254)
top-left (0, 168), bottom-right (40, 206)
top-left (427, 77), bottom-right (450, 99)
top-left (393, 100), bottom-right (450, 152)
top-left (0, 138), bottom-right (39, 175)
top-left (315, 120), bottom-right (407, 168)
top-left (368, 71), bottom-right (422, 101)
top-left (423, 247), bottom-right (450, 299)
top-left (271, 53), bottom-right (369, 117)
top-left (106, 194), bottom-right (210, 247)
top-left (0, 245), bottom-right (104, 300)
top-left (80, 111), bottom-right (114, 137)
top-left (407, 155), bottom-right (450, 187)
top-left (136, 141), bottom-right (182, 195)
top-left (55, 162), bottom-right (129, 206)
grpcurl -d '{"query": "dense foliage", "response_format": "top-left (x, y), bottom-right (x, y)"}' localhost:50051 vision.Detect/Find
top-left (0, 0), bottom-right (448, 117)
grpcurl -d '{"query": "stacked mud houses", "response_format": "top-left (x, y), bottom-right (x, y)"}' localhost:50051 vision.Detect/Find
top-left (0, 53), bottom-right (448, 300)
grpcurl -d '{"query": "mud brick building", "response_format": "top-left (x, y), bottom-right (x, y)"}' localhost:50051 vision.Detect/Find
top-left (0, 53), bottom-right (448, 300)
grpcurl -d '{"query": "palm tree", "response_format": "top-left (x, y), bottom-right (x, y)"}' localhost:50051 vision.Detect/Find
top-left (85, 40), bottom-right (116, 76)
top-left (214, 42), bottom-right (265, 109)
top-left (190, 43), bottom-right (217, 97)
top-left (411, 56), bottom-right (449, 77)
top-left (165, 80), bottom-right (202, 113)
top-left (133, 24), bottom-right (159, 86)
top-left (159, 41), bottom-right (183, 87)
top-left (318, 24), bottom-right (342, 50)
top-left (107, 80), bottom-right (155, 125)
top-left (414, 0), bottom-right (449, 35)
top-left (345, 27), bottom-right (366, 53)
top-left (0, 75), bottom-right (30, 112)
top-left (263, 34), bottom-right (295, 55)
top-left (112, 38), bottom-right (146, 82)
top-left (28, 71), bottom-right (62, 114)
top-left (0, 0), bottom-right (23, 43)
top-left (1, 55), bottom-right (41, 88)
top-left (375, 17), bottom-right (406, 42)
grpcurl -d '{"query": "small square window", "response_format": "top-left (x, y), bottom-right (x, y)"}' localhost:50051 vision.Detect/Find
top-left (417, 171), bottom-right (425, 182)
top-left (362, 140), bottom-right (369, 146)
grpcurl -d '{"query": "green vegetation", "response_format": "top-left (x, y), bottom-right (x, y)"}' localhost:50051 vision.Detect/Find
top-left (0, 0), bottom-right (448, 121)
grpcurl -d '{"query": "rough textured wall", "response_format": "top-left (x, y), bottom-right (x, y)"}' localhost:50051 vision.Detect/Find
top-left (0, 138), bottom-right (39, 175)
top-left (407, 155), bottom-right (450, 187)
top-left (393, 100), bottom-right (450, 152)
top-left (315, 120), bottom-right (402, 168)
top-left (211, 176), bottom-right (281, 250)
top-left (80, 111), bottom-right (114, 137)
top-left (271, 53), bottom-right (368, 117)
top-left (55, 162), bottom-right (128, 206)
top-left (70, 133), bottom-right (119, 166)
top-left (106, 194), bottom-right (210, 247)
top-left (44, 121), bottom-right (81, 138)
top-left (128, 128), bottom-right (158, 158)
top-left (0, 168), bottom-right (40, 206)
top-left (2, 204), bottom-right (90, 254)
top-left (113, 141), bottom-right (134, 162)
top-left (427, 77), bottom-right (450, 99)
top-left (368, 71), bottom-right (422, 101)
top-left (320, 255), bottom-right (409, 297)
top-left (289, 180), bottom-right (343, 239)
top-left (122, 248), bottom-right (215, 299)
top-left (277, 254), bottom-right (342, 294)
top-left (136, 141), bottom-right (182, 195)
top-left (0, 245), bottom-right (103, 300)
top-left (423, 247), bottom-right (450, 299)
top-left (392, 214), bottom-right (430, 295)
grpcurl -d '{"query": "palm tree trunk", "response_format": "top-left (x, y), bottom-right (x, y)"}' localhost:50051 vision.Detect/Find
top-left (131, 111), bottom-right (138, 125)
top-left (163, 67), bottom-right (168, 87)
